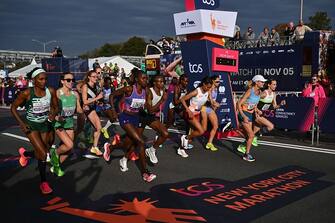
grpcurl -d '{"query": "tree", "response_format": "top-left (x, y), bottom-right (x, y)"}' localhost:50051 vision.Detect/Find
top-left (119, 36), bottom-right (146, 56)
top-left (307, 11), bottom-right (332, 30)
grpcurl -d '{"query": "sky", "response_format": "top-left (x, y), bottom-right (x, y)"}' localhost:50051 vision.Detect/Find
top-left (0, 0), bottom-right (334, 57)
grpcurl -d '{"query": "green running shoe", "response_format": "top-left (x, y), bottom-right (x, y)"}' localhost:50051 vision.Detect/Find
top-left (237, 143), bottom-right (246, 154)
top-left (205, 143), bottom-right (218, 151)
top-left (252, 136), bottom-right (258, 147)
top-left (50, 166), bottom-right (64, 177)
top-left (50, 148), bottom-right (60, 167)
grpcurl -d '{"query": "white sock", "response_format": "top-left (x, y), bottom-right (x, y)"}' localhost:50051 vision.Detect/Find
top-left (104, 120), bottom-right (113, 130)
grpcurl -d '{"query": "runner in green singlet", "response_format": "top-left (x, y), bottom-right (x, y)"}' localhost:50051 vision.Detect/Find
top-left (11, 67), bottom-right (58, 194)
top-left (49, 72), bottom-right (83, 177)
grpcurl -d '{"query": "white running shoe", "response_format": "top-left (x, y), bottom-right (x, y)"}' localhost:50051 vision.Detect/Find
top-left (145, 147), bottom-right (158, 164)
top-left (177, 147), bottom-right (189, 158)
top-left (119, 157), bottom-right (129, 172)
top-left (181, 135), bottom-right (189, 149)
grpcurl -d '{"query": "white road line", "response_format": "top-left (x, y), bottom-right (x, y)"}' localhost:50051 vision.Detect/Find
top-left (2, 129), bottom-right (334, 155)
top-left (1, 133), bottom-right (29, 142)
top-left (227, 137), bottom-right (335, 155)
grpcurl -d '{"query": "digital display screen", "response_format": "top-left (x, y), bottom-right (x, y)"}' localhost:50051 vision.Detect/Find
top-left (146, 59), bottom-right (157, 70)
top-left (216, 57), bottom-right (236, 66)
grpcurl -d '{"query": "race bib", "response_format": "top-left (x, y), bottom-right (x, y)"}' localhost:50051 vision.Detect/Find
top-left (32, 99), bottom-right (50, 115)
top-left (62, 106), bottom-right (76, 117)
top-left (130, 98), bottom-right (145, 109)
top-left (261, 104), bottom-right (271, 111)
top-left (247, 103), bottom-right (256, 110)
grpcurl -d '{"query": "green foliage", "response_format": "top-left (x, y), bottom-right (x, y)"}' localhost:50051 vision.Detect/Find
top-left (119, 36), bottom-right (146, 56)
top-left (307, 12), bottom-right (332, 30)
top-left (79, 36), bottom-right (146, 58)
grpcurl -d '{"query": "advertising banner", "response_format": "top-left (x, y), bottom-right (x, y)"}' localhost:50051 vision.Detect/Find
top-left (174, 10), bottom-right (237, 38)
top-left (318, 98), bottom-right (335, 133)
top-left (263, 96), bottom-right (315, 132)
top-left (185, 0), bottom-right (220, 11)
top-left (231, 45), bottom-right (307, 92)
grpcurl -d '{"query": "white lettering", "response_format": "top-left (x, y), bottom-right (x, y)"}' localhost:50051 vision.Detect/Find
top-left (202, 0), bottom-right (215, 6)
top-left (188, 62), bottom-right (203, 73)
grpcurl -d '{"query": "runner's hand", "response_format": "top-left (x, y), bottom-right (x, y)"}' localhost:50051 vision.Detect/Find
top-left (187, 110), bottom-right (194, 119)
top-left (243, 116), bottom-right (249, 123)
top-left (96, 92), bottom-right (103, 100)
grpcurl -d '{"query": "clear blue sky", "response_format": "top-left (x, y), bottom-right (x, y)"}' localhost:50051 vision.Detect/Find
top-left (0, 0), bottom-right (334, 56)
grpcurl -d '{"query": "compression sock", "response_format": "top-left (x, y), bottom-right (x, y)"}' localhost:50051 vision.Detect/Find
top-left (38, 160), bottom-right (47, 182)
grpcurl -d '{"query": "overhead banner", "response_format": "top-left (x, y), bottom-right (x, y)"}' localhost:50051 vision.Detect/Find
top-left (185, 0), bottom-right (221, 11)
top-left (262, 96), bottom-right (315, 132)
top-left (174, 9), bottom-right (237, 37)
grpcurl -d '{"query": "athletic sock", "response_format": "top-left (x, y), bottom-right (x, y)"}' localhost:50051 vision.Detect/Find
top-left (38, 160), bottom-right (47, 182)
top-left (104, 120), bottom-right (113, 130)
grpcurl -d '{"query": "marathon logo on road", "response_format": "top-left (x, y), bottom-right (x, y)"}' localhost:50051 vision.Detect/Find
top-left (41, 166), bottom-right (333, 223)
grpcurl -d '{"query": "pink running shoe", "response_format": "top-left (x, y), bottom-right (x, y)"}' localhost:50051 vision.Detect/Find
top-left (18, 147), bottom-right (28, 167)
top-left (143, 172), bottom-right (157, 183)
top-left (40, 182), bottom-right (53, 194)
top-left (103, 142), bottom-right (111, 162)
top-left (112, 133), bottom-right (121, 146)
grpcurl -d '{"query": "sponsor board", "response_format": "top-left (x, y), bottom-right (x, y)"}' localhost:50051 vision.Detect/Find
top-left (174, 10), bottom-right (237, 37)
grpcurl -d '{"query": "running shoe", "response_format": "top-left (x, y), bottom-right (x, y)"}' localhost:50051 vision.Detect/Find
top-left (101, 128), bottom-right (110, 139)
top-left (143, 172), bottom-right (157, 183)
top-left (129, 151), bottom-right (139, 161)
top-left (252, 136), bottom-right (259, 147)
top-left (50, 166), bottom-right (65, 177)
top-left (18, 147), bottom-right (28, 167)
top-left (237, 144), bottom-right (247, 154)
top-left (50, 148), bottom-right (60, 167)
top-left (181, 135), bottom-right (189, 149)
top-left (119, 157), bottom-right (129, 172)
top-left (112, 133), bottom-right (121, 146)
top-left (145, 146), bottom-right (158, 164)
top-left (205, 143), bottom-right (218, 152)
top-left (103, 142), bottom-right (111, 162)
top-left (243, 153), bottom-right (256, 162)
top-left (90, 146), bottom-right (102, 156)
top-left (177, 147), bottom-right (189, 158)
top-left (40, 182), bottom-right (53, 194)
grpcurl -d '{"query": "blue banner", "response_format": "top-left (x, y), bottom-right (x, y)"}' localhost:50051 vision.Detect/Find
top-left (264, 96), bottom-right (314, 132)
top-left (318, 98), bottom-right (335, 133)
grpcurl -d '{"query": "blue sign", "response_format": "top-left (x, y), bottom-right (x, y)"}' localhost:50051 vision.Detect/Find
top-left (181, 40), bottom-right (238, 129)
top-left (194, 0), bottom-right (220, 10)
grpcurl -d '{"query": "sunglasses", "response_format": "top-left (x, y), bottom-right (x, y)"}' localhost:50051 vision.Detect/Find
top-left (63, 78), bottom-right (75, 83)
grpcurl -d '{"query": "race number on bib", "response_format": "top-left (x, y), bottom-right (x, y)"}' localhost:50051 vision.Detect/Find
top-left (130, 98), bottom-right (145, 109)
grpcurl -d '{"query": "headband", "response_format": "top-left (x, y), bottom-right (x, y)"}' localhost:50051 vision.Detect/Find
top-left (31, 68), bottom-right (46, 78)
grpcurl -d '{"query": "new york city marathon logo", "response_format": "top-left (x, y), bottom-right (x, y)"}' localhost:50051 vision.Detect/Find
top-left (41, 166), bottom-right (333, 223)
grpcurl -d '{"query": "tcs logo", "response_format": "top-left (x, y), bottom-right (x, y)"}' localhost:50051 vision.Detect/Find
top-left (202, 0), bottom-right (216, 6)
top-left (188, 62), bottom-right (203, 73)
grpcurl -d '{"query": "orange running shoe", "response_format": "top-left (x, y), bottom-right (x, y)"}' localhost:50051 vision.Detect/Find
top-left (18, 147), bottom-right (28, 167)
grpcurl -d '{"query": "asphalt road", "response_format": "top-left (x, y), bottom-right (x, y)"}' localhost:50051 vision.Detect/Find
top-left (1, 108), bottom-right (334, 223)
